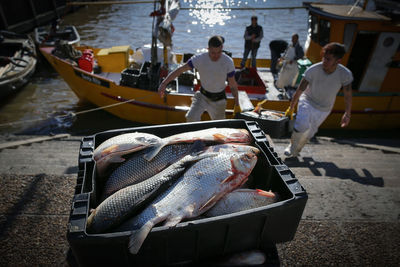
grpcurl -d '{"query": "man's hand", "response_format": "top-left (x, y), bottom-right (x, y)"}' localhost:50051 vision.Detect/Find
top-left (285, 107), bottom-right (294, 120)
top-left (340, 113), bottom-right (351, 127)
top-left (234, 105), bottom-right (241, 114)
top-left (232, 105), bottom-right (241, 118)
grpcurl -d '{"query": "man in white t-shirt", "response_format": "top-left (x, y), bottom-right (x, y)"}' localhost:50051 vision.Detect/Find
top-left (158, 35), bottom-right (240, 122)
top-left (284, 42), bottom-right (353, 157)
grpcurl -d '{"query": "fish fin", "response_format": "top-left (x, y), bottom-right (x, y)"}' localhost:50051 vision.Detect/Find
top-left (128, 220), bottom-right (154, 254)
top-left (256, 189), bottom-right (276, 198)
top-left (220, 174), bottom-right (235, 184)
top-left (199, 195), bottom-right (218, 212)
top-left (99, 144), bottom-right (119, 159)
top-left (143, 142), bottom-right (166, 161)
top-left (213, 133), bottom-right (227, 142)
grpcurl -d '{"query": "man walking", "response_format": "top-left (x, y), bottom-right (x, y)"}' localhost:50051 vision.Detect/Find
top-left (284, 42), bottom-right (353, 157)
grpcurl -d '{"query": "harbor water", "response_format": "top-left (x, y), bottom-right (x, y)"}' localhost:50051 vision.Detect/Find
top-left (0, 0), bottom-right (358, 135)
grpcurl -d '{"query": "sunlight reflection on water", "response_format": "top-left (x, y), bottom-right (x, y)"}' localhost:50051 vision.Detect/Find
top-left (189, 0), bottom-right (234, 27)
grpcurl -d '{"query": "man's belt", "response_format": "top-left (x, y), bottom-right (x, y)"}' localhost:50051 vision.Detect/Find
top-left (200, 87), bottom-right (226, 101)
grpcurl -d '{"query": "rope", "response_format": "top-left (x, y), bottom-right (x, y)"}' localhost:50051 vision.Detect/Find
top-left (0, 95), bottom-right (144, 128)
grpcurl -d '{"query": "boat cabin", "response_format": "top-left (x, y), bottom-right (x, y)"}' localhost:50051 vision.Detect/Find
top-left (303, 2), bottom-right (400, 93)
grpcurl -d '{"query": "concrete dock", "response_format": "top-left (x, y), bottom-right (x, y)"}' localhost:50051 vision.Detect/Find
top-left (0, 133), bottom-right (399, 266)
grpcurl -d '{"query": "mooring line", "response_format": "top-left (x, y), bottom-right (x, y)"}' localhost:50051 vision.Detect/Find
top-left (0, 95), bottom-right (150, 128)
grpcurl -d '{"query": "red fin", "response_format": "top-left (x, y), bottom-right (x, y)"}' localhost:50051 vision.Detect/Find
top-left (213, 133), bottom-right (226, 142)
top-left (256, 189), bottom-right (275, 198)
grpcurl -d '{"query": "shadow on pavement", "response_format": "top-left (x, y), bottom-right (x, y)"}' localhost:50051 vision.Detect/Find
top-left (284, 157), bottom-right (384, 187)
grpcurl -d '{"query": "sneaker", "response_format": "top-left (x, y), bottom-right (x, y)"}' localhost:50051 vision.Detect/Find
top-left (284, 144), bottom-right (292, 157)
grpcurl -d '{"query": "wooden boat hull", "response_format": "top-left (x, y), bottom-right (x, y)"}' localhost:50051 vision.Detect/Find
top-left (0, 31), bottom-right (37, 100)
top-left (34, 25), bottom-right (80, 47)
top-left (40, 46), bottom-right (400, 130)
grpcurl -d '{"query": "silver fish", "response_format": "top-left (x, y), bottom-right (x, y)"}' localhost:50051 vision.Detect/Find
top-left (94, 128), bottom-right (252, 175)
top-left (101, 142), bottom-right (205, 200)
top-left (87, 152), bottom-right (217, 233)
top-left (143, 128), bottom-right (253, 161)
top-left (102, 143), bottom-right (258, 200)
top-left (119, 149), bottom-right (259, 254)
top-left (204, 189), bottom-right (278, 217)
top-left (93, 132), bottom-right (163, 177)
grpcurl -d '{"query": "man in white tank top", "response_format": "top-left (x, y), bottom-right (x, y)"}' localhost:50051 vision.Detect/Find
top-left (284, 42), bottom-right (353, 157)
top-left (158, 35), bottom-right (240, 122)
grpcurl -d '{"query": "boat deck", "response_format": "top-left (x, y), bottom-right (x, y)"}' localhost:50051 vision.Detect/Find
top-left (97, 67), bottom-right (289, 101)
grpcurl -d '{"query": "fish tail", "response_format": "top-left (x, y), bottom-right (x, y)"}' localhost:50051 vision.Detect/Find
top-left (128, 220), bottom-right (154, 254)
top-left (143, 141), bottom-right (166, 161)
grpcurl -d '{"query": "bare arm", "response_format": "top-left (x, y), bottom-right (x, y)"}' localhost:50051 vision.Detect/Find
top-left (227, 76), bottom-right (239, 106)
top-left (289, 78), bottom-right (308, 110)
top-left (158, 63), bottom-right (192, 97)
top-left (340, 83), bottom-right (352, 127)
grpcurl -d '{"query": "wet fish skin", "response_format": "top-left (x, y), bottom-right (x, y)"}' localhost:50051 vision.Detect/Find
top-left (87, 152), bottom-right (217, 233)
top-left (120, 149), bottom-right (259, 254)
top-left (143, 128), bottom-right (253, 161)
top-left (94, 132), bottom-right (163, 176)
top-left (202, 143), bottom-right (259, 155)
top-left (204, 189), bottom-right (278, 217)
top-left (101, 143), bottom-right (256, 201)
top-left (101, 142), bottom-right (204, 200)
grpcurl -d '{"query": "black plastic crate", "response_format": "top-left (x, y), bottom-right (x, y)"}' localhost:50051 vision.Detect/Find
top-left (69, 119), bottom-right (307, 266)
top-left (236, 109), bottom-right (295, 138)
top-left (120, 68), bottom-right (140, 87)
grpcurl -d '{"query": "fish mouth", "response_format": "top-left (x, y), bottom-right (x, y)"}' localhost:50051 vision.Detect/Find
top-left (231, 151), bottom-right (258, 174)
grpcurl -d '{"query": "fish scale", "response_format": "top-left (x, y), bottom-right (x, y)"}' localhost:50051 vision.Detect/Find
top-left (101, 143), bottom-right (199, 200)
top-left (87, 152), bottom-right (215, 233)
top-left (117, 149), bottom-right (259, 254)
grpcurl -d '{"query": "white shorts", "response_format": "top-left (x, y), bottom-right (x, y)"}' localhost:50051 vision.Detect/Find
top-left (294, 98), bottom-right (330, 138)
top-left (185, 91), bottom-right (226, 122)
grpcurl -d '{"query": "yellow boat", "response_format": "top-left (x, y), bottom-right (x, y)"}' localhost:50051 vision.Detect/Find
top-left (40, 2), bottom-right (400, 130)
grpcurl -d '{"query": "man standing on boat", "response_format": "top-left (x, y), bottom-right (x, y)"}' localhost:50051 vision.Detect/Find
top-left (240, 16), bottom-right (263, 69)
top-left (284, 42), bottom-right (353, 157)
top-left (276, 34), bottom-right (304, 90)
top-left (269, 39), bottom-right (288, 81)
top-left (158, 35), bottom-right (240, 122)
